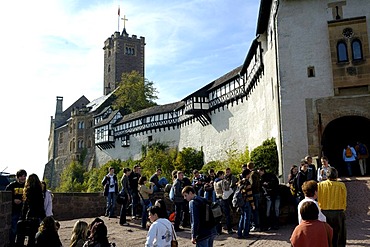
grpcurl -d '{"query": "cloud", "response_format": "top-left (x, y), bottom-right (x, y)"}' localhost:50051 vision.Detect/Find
top-left (0, 0), bottom-right (260, 177)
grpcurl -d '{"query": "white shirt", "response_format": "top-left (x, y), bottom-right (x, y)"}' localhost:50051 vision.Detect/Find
top-left (44, 190), bottom-right (53, 216)
top-left (317, 165), bottom-right (331, 182)
top-left (298, 197), bottom-right (326, 224)
top-left (145, 218), bottom-right (173, 247)
top-left (109, 175), bottom-right (115, 193)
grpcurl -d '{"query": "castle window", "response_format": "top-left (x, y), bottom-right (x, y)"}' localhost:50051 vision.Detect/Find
top-left (307, 66), bottom-right (315, 77)
top-left (59, 132), bottom-right (63, 144)
top-left (352, 39), bottom-right (363, 61)
top-left (148, 135), bottom-right (153, 142)
top-left (108, 65), bottom-right (111, 72)
top-left (78, 121), bottom-right (85, 129)
top-left (121, 135), bottom-right (130, 147)
top-left (78, 140), bottom-right (84, 149)
top-left (337, 41), bottom-right (348, 62)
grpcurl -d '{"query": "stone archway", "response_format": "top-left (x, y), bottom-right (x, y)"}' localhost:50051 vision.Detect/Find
top-left (321, 116), bottom-right (370, 176)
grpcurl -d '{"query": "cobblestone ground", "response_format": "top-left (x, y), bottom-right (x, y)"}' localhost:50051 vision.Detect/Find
top-left (58, 177), bottom-right (370, 247)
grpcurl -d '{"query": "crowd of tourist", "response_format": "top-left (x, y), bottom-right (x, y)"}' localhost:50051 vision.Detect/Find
top-left (4, 153), bottom-right (353, 246)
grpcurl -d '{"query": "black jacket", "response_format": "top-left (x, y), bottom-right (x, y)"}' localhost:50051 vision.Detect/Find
top-left (102, 174), bottom-right (118, 196)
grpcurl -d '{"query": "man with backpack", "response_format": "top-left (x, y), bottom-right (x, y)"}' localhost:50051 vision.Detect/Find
top-left (355, 141), bottom-right (368, 176)
top-left (182, 186), bottom-right (217, 247)
top-left (342, 145), bottom-right (357, 176)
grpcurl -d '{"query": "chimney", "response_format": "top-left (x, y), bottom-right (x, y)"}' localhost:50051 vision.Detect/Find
top-left (56, 96), bottom-right (63, 115)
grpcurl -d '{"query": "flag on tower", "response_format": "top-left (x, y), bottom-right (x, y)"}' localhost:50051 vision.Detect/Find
top-left (118, 6), bottom-right (120, 16)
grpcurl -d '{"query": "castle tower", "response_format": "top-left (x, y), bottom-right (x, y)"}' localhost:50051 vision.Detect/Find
top-left (103, 27), bottom-right (145, 95)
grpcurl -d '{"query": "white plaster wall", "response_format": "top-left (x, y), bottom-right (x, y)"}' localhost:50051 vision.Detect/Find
top-left (276, 0), bottom-right (370, 175)
top-left (95, 127), bottom-right (181, 165)
top-left (178, 69), bottom-right (280, 165)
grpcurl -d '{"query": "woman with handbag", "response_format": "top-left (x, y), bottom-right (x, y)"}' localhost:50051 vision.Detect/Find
top-left (138, 176), bottom-right (153, 229)
top-left (145, 206), bottom-right (177, 247)
top-left (119, 168), bottom-right (131, 226)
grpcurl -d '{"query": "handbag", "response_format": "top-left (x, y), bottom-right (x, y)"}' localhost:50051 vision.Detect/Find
top-left (171, 224), bottom-right (178, 247)
top-left (116, 189), bottom-right (126, 204)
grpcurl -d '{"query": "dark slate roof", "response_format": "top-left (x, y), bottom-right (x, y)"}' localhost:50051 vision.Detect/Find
top-left (182, 66), bottom-right (242, 100)
top-left (256, 0), bottom-right (273, 35)
top-left (94, 109), bottom-right (122, 128)
top-left (115, 101), bottom-right (184, 124)
top-left (208, 66), bottom-right (242, 90)
top-left (95, 106), bottom-right (111, 118)
top-left (55, 96), bottom-right (90, 129)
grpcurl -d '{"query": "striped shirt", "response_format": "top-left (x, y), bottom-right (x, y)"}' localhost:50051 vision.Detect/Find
top-left (240, 179), bottom-right (255, 208)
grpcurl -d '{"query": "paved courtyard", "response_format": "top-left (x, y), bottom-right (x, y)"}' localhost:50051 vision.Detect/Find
top-left (58, 177), bottom-right (370, 247)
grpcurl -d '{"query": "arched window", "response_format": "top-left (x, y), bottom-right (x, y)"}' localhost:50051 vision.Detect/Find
top-left (352, 39), bottom-right (363, 61)
top-left (337, 41), bottom-right (348, 62)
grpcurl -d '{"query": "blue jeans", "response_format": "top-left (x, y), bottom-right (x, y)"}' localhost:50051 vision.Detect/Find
top-left (221, 199), bottom-right (232, 231)
top-left (238, 202), bottom-right (251, 238)
top-left (174, 201), bottom-right (185, 230)
top-left (266, 195), bottom-right (280, 228)
top-left (251, 193), bottom-right (260, 228)
top-left (106, 192), bottom-right (117, 217)
top-left (345, 162), bottom-right (353, 176)
top-left (141, 199), bottom-right (151, 228)
top-left (10, 212), bottom-right (21, 246)
top-left (196, 234), bottom-right (216, 247)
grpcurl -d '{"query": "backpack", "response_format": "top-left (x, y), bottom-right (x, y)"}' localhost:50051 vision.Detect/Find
top-left (359, 144), bottom-right (367, 155)
top-left (232, 185), bottom-right (245, 208)
top-left (345, 147), bottom-right (353, 157)
top-left (169, 185), bottom-right (175, 201)
top-left (195, 198), bottom-right (222, 229)
top-left (290, 175), bottom-right (298, 197)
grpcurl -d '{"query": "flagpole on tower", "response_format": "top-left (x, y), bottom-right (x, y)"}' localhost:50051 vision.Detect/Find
top-left (118, 5), bottom-right (120, 32)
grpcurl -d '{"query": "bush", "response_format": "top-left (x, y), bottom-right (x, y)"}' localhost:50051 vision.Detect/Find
top-left (250, 138), bottom-right (278, 174)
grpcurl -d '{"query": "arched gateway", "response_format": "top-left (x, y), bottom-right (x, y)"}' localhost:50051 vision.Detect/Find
top-left (321, 116), bottom-right (370, 176)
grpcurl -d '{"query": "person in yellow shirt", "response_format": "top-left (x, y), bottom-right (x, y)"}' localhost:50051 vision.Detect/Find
top-left (318, 167), bottom-right (347, 247)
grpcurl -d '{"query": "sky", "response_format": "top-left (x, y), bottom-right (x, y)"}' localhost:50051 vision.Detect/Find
top-left (0, 0), bottom-right (261, 179)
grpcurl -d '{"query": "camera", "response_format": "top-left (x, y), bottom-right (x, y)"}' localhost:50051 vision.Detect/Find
top-left (109, 184), bottom-right (114, 188)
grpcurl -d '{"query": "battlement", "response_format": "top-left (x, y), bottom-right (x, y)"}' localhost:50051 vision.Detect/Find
top-left (104, 31), bottom-right (145, 48)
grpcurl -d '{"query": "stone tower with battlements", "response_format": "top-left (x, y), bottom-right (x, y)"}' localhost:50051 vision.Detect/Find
top-left (103, 28), bottom-right (145, 95)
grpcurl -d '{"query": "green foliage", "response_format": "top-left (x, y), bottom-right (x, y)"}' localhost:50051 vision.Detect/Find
top-left (175, 147), bottom-right (204, 175)
top-left (112, 71), bottom-right (158, 113)
top-left (250, 138), bottom-right (278, 174)
top-left (140, 144), bottom-right (177, 182)
top-left (84, 168), bottom-right (101, 193)
top-left (224, 142), bottom-right (250, 174)
top-left (201, 160), bottom-right (224, 175)
top-left (56, 161), bottom-right (86, 192)
top-left (55, 139), bottom-right (278, 192)
top-left (78, 148), bottom-right (88, 164)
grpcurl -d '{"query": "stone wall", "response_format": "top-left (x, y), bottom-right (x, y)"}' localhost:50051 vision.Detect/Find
top-left (0, 192), bottom-right (115, 247)
top-left (0, 191), bottom-right (12, 247)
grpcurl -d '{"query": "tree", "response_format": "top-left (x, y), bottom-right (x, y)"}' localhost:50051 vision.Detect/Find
top-left (175, 147), bottom-right (204, 175)
top-left (56, 161), bottom-right (86, 192)
top-left (112, 71), bottom-right (158, 113)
